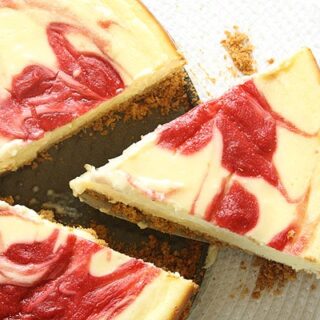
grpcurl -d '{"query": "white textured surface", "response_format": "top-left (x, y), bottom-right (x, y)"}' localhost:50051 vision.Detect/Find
top-left (142, 1), bottom-right (320, 319)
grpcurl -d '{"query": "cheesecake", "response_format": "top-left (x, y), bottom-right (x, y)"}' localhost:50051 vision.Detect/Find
top-left (0, 0), bottom-right (184, 174)
top-left (70, 48), bottom-right (320, 275)
top-left (0, 200), bottom-right (196, 319)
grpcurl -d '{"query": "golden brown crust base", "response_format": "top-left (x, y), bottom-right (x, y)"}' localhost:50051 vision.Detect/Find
top-left (89, 69), bottom-right (191, 135)
top-left (81, 189), bottom-right (221, 246)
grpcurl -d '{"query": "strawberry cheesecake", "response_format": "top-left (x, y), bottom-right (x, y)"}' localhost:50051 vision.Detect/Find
top-left (0, 200), bottom-right (196, 319)
top-left (70, 48), bottom-right (320, 275)
top-left (0, 0), bottom-right (184, 174)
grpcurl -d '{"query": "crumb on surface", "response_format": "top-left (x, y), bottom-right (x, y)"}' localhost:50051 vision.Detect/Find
top-left (252, 257), bottom-right (296, 299)
top-left (241, 286), bottom-right (249, 297)
top-left (311, 283), bottom-right (317, 290)
top-left (28, 198), bottom-right (38, 206)
top-left (198, 63), bottom-right (216, 85)
top-left (0, 195), bottom-right (15, 205)
top-left (251, 290), bottom-right (261, 299)
top-left (227, 66), bottom-right (239, 77)
top-left (221, 25), bottom-right (257, 75)
top-left (267, 58), bottom-right (275, 64)
top-left (39, 209), bottom-right (56, 222)
top-left (240, 260), bottom-right (247, 270)
top-left (31, 151), bottom-right (53, 169)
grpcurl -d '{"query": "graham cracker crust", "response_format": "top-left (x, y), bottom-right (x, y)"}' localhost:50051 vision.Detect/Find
top-left (89, 68), bottom-right (195, 135)
top-left (81, 189), bottom-right (221, 245)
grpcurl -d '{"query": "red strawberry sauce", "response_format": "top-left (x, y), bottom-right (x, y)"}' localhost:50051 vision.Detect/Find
top-left (0, 22), bottom-right (124, 140)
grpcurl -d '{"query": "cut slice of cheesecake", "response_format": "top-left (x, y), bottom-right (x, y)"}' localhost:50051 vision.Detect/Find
top-left (0, 0), bottom-right (184, 174)
top-left (70, 48), bottom-right (320, 276)
top-left (0, 200), bottom-right (196, 320)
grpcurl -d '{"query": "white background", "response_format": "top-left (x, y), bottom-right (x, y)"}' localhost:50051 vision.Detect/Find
top-left (143, 1), bottom-right (320, 319)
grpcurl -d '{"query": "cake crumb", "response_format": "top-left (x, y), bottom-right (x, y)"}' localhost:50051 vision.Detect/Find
top-left (227, 66), bottom-right (239, 77)
top-left (31, 162), bottom-right (38, 170)
top-left (273, 287), bottom-right (284, 296)
top-left (38, 151), bottom-right (52, 162)
top-left (28, 198), bottom-right (39, 206)
top-left (31, 151), bottom-right (53, 169)
top-left (221, 25), bottom-right (257, 75)
top-left (0, 196), bottom-right (15, 205)
top-left (39, 209), bottom-right (55, 222)
top-left (251, 290), bottom-right (261, 299)
top-left (241, 286), bottom-right (249, 297)
top-left (252, 257), bottom-right (296, 299)
top-left (267, 58), bottom-right (275, 64)
top-left (311, 283), bottom-right (317, 291)
top-left (240, 261), bottom-right (247, 270)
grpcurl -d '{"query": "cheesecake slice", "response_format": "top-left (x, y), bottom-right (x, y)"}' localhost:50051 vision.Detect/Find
top-left (0, 200), bottom-right (196, 319)
top-left (70, 48), bottom-right (320, 275)
top-left (0, 0), bottom-right (184, 174)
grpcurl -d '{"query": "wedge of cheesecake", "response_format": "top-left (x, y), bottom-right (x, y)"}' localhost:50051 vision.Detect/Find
top-left (0, 200), bottom-right (196, 319)
top-left (70, 48), bottom-right (320, 275)
top-left (0, 0), bottom-right (184, 174)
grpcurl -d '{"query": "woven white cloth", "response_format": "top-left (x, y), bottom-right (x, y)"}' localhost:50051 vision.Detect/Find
top-left (143, 1), bottom-right (320, 319)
